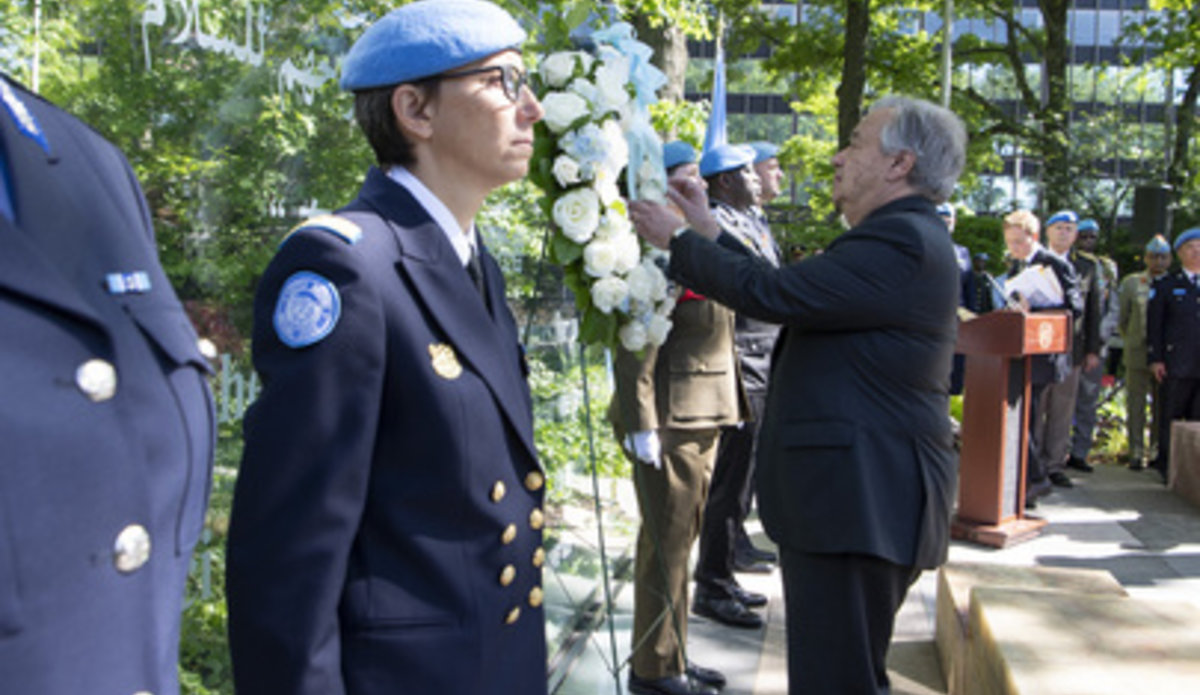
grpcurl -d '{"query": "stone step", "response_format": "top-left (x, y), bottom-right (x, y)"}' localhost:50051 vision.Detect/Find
top-left (935, 563), bottom-right (1127, 695)
top-left (968, 587), bottom-right (1200, 694)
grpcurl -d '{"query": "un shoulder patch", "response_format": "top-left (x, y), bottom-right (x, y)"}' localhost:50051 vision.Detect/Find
top-left (273, 271), bottom-right (342, 348)
top-left (282, 214), bottom-right (363, 247)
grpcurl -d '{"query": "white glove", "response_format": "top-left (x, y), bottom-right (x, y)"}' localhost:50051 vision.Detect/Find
top-left (624, 430), bottom-right (662, 470)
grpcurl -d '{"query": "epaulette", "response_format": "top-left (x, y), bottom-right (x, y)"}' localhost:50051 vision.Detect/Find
top-left (281, 214), bottom-right (363, 247)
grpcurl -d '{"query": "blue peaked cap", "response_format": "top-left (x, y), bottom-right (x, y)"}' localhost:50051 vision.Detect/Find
top-left (1077, 218), bottom-right (1099, 233)
top-left (1046, 210), bottom-right (1078, 226)
top-left (340, 0), bottom-right (526, 91)
top-left (662, 141), bottom-right (697, 170)
top-left (699, 143), bottom-right (756, 178)
top-left (1174, 227), bottom-right (1200, 251)
top-left (748, 141), bottom-right (779, 163)
top-left (1145, 235), bottom-right (1170, 254)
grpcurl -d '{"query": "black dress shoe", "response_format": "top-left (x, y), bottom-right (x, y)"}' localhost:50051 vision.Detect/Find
top-left (685, 661), bottom-right (726, 689)
top-left (1065, 456), bottom-right (1094, 473)
top-left (691, 594), bottom-right (764, 629)
top-left (628, 673), bottom-right (718, 695)
top-left (1049, 471), bottom-right (1074, 488)
top-left (730, 584), bottom-right (767, 608)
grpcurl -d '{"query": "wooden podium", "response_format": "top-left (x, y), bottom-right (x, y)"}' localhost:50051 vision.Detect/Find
top-left (952, 310), bottom-right (1070, 547)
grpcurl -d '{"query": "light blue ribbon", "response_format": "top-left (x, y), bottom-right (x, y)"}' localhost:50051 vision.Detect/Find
top-left (591, 22), bottom-right (667, 201)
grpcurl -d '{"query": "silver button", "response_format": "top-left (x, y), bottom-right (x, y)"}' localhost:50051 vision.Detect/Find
top-left (76, 359), bottom-right (118, 402)
top-left (113, 524), bottom-right (151, 574)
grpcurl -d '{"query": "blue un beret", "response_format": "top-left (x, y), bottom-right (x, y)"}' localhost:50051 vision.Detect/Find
top-left (1045, 210), bottom-right (1078, 227)
top-left (340, 0), bottom-right (526, 91)
top-left (1174, 227), bottom-right (1200, 251)
top-left (663, 141), bottom-right (697, 170)
top-left (699, 143), bottom-right (756, 178)
top-left (1077, 218), bottom-right (1099, 233)
top-left (1145, 235), bottom-right (1170, 254)
top-left (748, 141), bottom-right (779, 164)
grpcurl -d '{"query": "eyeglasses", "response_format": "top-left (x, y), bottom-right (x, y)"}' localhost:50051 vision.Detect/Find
top-left (439, 64), bottom-right (529, 103)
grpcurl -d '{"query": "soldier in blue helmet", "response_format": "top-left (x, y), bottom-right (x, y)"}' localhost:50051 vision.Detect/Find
top-left (691, 143), bottom-right (782, 631)
top-left (225, 2), bottom-right (549, 693)
top-left (1117, 235), bottom-right (1172, 469)
top-left (0, 72), bottom-right (215, 693)
top-left (1147, 228), bottom-right (1200, 482)
top-left (611, 139), bottom-right (739, 694)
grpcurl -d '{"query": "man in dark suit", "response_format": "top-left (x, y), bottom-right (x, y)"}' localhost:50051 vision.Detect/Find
top-left (0, 72), bottom-right (215, 694)
top-left (226, 2), bottom-right (549, 693)
top-left (629, 95), bottom-right (966, 695)
top-left (998, 209), bottom-right (1084, 505)
top-left (1147, 227), bottom-right (1200, 482)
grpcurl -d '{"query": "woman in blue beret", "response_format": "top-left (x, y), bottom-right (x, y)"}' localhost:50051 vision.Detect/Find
top-left (226, 2), bottom-right (548, 694)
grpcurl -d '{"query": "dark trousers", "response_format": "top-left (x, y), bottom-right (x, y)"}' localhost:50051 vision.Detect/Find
top-left (694, 389), bottom-right (766, 596)
top-left (1154, 377), bottom-right (1200, 475)
top-left (780, 549), bottom-right (919, 695)
top-left (1025, 381), bottom-right (1051, 496)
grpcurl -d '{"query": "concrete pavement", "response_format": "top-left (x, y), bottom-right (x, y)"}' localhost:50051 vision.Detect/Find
top-left (554, 461), bottom-right (1200, 694)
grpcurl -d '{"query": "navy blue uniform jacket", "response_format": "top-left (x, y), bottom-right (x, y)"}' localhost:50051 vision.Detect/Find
top-left (0, 74), bottom-right (214, 693)
top-left (668, 196), bottom-right (958, 569)
top-left (227, 167), bottom-right (547, 695)
top-left (1147, 270), bottom-right (1200, 379)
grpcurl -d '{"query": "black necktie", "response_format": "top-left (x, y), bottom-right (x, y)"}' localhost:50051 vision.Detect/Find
top-left (466, 246), bottom-right (487, 302)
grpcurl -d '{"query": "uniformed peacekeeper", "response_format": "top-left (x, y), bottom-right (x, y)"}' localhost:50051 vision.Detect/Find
top-left (226, 1), bottom-right (547, 693)
top-left (0, 72), bottom-right (215, 694)
top-left (1147, 227), bottom-right (1200, 482)
top-left (612, 142), bottom-right (747, 695)
top-left (1117, 235), bottom-right (1172, 468)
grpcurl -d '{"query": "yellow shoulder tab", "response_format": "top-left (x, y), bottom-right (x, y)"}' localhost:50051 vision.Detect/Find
top-left (282, 214), bottom-right (363, 246)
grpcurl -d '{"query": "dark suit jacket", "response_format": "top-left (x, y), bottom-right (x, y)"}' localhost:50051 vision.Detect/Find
top-left (1147, 270), bottom-right (1200, 380)
top-left (714, 201), bottom-right (781, 394)
top-left (1022, 248), bottom-right (1083, 385)
top-left (1067, 248), bottom-right (1102, 365)
top-left (0, 74), bottom-right (214, 693)
top-left (668, 195), bottom-right (958, 569)
top-left (227, 168), bottom-right (547, 695)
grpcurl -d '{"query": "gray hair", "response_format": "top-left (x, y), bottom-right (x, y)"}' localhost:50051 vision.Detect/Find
top-left (869, 96), bottom-right (967, 203)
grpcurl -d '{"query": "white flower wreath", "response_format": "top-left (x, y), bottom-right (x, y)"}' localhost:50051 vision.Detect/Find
top-left (530, 23), bottom-right (674, 352)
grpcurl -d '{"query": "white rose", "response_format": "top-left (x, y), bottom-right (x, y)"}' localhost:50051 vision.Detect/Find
top-left (625, 264), bottom-right (656, 302)
top-left (552, 187), bottom-right (601, 243)
top-left (600, 119), bottom-right (630, 175)
top-left (594, 169), bottom-right (621, 206)
top-left (541, 92), bottom-right (590, 133)
top-left (656, 293), bottom-right (676, 316)
top-left (539, 52), bottom-right (577, 88)
top-left (568, 77), bottom-right (599, 109)
top-left (648, 263), bottom-right (669, 301)
top-left (594, 62), bottom-right (630, 113)
top-left (646, 314), bottom-right (672, 346)
top-left (552, 154), bottom-right (582, 188)
top-left (594, 210), bottom-right (631, 241)
top-left (612, 233), bottom-right (640, 274)
top-left (637, 159), bottom-right (667, 203)
top-left (591, 276), bottom-right (629, 314)
top-left (583, 239), bottom-right (618, 278)
top-left (618, 319), bottom-right (648, 352)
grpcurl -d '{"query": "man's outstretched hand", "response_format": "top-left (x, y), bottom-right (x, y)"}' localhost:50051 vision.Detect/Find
top-left (628, 177), bottom-right (720, 249)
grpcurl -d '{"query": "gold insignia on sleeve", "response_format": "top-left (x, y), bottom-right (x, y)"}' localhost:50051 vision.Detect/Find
top-left (429, 342), bottom-right (462, 380)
